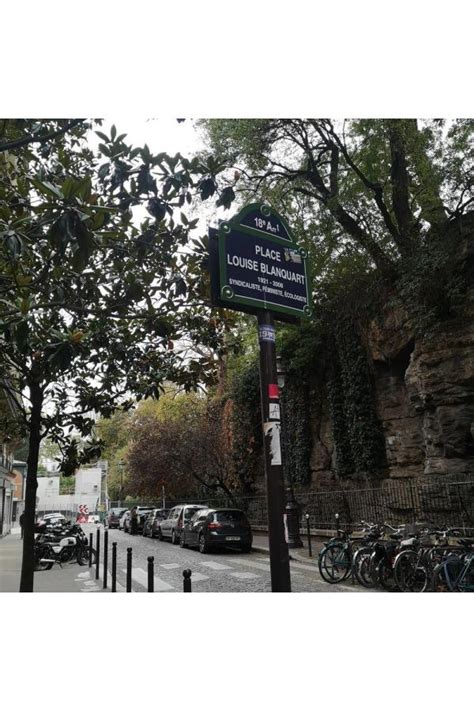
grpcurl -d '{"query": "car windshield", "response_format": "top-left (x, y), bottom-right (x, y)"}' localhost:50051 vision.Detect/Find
top-left (214, 511), bottom-right (247, 523)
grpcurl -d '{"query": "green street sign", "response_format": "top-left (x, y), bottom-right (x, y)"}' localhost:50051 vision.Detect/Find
top-left (210, 203), bottom-right (312, 321)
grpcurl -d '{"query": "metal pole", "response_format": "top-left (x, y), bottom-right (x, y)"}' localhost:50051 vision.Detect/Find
top-left (95, 527), bottom-right (100, 580)
top-left (103, 530), bottom-right (108, 589)
top-left (183, 569), bottom-right (192, 592)
top-left (126, 547), bottom-right (132, 592)
top-left (111, 542), bottom-right (117, 592)
top-left (257, 311), bottom-right (291, 592)
top-left (88, 533), bottom-right (93, 568)
top-left (305, 513), bottom-right (312, 557)
top-left (148, 556), bottom-right (154, 592)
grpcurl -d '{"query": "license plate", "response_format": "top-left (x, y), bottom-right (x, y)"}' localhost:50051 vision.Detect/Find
top-left (226, 536), bottom-right (241, 541)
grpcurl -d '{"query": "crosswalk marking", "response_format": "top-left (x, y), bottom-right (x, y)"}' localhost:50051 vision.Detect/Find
top-left (229, 571), bottom-right (260, 579)
top-left (200, 561), bottom-right (233, 570)
top-left (189, 572), bottom-right (209, 582)
top-left (159, 563), bottom-right (180, 569)
top-left (122, 568), bottom-right (175, 591)
top-left (225, 557), bottom-right (271, 572)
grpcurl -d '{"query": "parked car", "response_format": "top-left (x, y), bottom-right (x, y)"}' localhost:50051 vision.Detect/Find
top-left (107, 508), bottom-right (128, 529)
top-left (142, 509), bottom-right (169, 537)
top-left (158, 504), bottom-right (208, 544)
top-left (123, 507), bottom-right (154, 533)
top-left (119, 510), bottom-right (130, 530)
top-left (180, 508), bottom-right (253, 554)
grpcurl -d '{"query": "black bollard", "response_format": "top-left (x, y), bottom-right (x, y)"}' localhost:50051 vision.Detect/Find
top-left (147, 556), bottom-right (154, 592)
top-left (103, 530), bottom-right (108, 589)
top-left (111, 542), bottom-right (117, 592)
top-left (89, 533), bottom-right (93, 568)
top-left (126, 547), bottom-right (132, 592)
top-left (183, 568), bottom-right (192, 592)
top-left (96, 527), bottom-right (101, 580)
top-left (305, 513), bottom-right (312, 558)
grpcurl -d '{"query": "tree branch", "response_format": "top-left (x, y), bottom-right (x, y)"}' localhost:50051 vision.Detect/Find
top-left (0, 120), bottom-right (86, 153)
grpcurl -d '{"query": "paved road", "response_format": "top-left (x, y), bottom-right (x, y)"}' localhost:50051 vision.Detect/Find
top-left (89, 525), bottom-right (366, 593)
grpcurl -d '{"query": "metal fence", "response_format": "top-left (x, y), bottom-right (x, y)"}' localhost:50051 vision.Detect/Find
top-left (110, 477), bottom-right (474, 534)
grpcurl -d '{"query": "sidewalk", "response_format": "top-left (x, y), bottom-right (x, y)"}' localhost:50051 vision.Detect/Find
top-left (0, 528), bottom-right (104, 593)
top-left (252, 532), bottom-right (325, 562)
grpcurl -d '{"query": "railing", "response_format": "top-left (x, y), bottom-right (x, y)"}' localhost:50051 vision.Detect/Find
top-left (109, 477), bottom-right (474, 533)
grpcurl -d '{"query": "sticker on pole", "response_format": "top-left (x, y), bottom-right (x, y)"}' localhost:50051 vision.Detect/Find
top-left (263, 422), bottom-right (282, 465)
top-left (268, 383), bottom-right (279, 399)
top-left (258, 324), bottom-right (276, 343)
top-left (269, 403), bottom-right (280, 420)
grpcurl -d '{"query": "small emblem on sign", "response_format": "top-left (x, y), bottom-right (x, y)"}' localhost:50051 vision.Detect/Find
top-left (259, 325), bottom-right (276, 343)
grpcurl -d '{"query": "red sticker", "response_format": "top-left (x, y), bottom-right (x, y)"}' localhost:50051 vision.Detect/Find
top-left (268, 384), bottom-right (280, 399)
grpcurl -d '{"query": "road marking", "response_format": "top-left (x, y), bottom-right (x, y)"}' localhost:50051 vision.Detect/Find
top-left (200, 561), bottom-right (233, 570)
top-left (122, 568), bottom-right (175, 591)
top-left (225, 558), bottom-right (271, 572)
top-left (159, 563), bottom-right (180, 569)
top-left (229, 572), bottom-right (260, 579)
top-left (189, 572), bottom-right (209, 582)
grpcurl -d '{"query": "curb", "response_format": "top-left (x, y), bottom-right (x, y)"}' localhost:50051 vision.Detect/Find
top-left (252, 544), bottom-right (312, 563)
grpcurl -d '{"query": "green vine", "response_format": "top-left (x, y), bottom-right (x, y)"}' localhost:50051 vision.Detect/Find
top-left (327, 318), bottom-right (387, 478)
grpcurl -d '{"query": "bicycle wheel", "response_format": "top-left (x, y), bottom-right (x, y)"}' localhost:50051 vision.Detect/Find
top-left (431, 562), bottom-right (451, 592)
top-left (376, 558), bottom-right (398, 592)
top-left (318, 543), bottom-right (351, 583)
top-left (353, 546), bottom-right (375, 588)
top-left (393, 550), bottom-right (429, 592)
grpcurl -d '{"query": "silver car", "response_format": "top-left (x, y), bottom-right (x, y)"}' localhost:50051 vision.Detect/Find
top-left (158, 504), bottom-right (208, 544)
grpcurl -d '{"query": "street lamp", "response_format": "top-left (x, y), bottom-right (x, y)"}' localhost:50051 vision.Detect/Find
top-left (118, 460), bottom-right (125, 507)
top-left (276, 355), bottom-right (304, 549)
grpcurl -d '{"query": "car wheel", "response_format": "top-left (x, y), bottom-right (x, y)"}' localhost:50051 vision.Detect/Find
top-left (241, 543), bottom-right (252, 554)
top-left (180, 532), bottom-right (187, 548)
top-left (199, 534), bottom-right (209, 554)
top-left (171, 529), bottom-right (179, 545)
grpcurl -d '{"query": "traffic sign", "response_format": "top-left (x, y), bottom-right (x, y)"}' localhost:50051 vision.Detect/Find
top-left (210, 203), bottom-right (312, 322)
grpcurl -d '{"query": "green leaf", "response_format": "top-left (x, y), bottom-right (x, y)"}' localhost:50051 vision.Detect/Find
top-left (111, 125), bottom-right (117, 141)
top-left (217, 186), bottom-right (235, 210)
top-left (199, 177), bottom-right (216, 201)
top-left (31, 178), bottom-right (63, 200)
top-left (95, 131), bottom-right (109, 142)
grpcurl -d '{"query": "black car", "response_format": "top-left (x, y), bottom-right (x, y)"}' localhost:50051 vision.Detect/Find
top-left (142, 509), bottom-right (169, 538)
top-left (180, 508), bottom-right (253, 554)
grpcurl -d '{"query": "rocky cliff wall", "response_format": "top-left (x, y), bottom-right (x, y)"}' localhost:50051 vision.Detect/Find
top-left (307, 228), bottom-right (474, 488)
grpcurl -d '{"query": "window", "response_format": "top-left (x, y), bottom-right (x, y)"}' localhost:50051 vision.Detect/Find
top-left (214, 510), bottom-right (247, 523)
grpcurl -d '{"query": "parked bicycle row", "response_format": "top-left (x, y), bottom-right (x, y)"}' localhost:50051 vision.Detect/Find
top-left (318, 520), bottom-right (474, 592)
top-left (107, 504), bottom-right (253, 554)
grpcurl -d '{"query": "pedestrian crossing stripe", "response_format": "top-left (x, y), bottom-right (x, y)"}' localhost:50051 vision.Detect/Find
top-left (122, 568), bottom-right (174, 591)
top-left (200, 561), bottom-right (233, 570)
top-left (229, 572), bottom-right (260, 579)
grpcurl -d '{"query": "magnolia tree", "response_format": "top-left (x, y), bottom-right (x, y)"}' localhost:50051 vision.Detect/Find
top-left (0, 119), bottom-right (234, 591)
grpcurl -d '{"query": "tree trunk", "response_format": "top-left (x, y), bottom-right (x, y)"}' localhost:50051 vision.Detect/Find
top-left (19, 380), bottom-right (43, 593)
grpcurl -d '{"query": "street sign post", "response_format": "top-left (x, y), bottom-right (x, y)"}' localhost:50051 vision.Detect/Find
top-left (210, 204), bottom-right (312, 592)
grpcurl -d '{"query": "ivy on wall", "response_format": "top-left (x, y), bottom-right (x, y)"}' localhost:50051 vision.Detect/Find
top-left (327, 318), bottom-right (387, 478)
top-left (226, 360), bottom-right (262, 492)
top-left (280, 374), bottom-right (313, 486)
